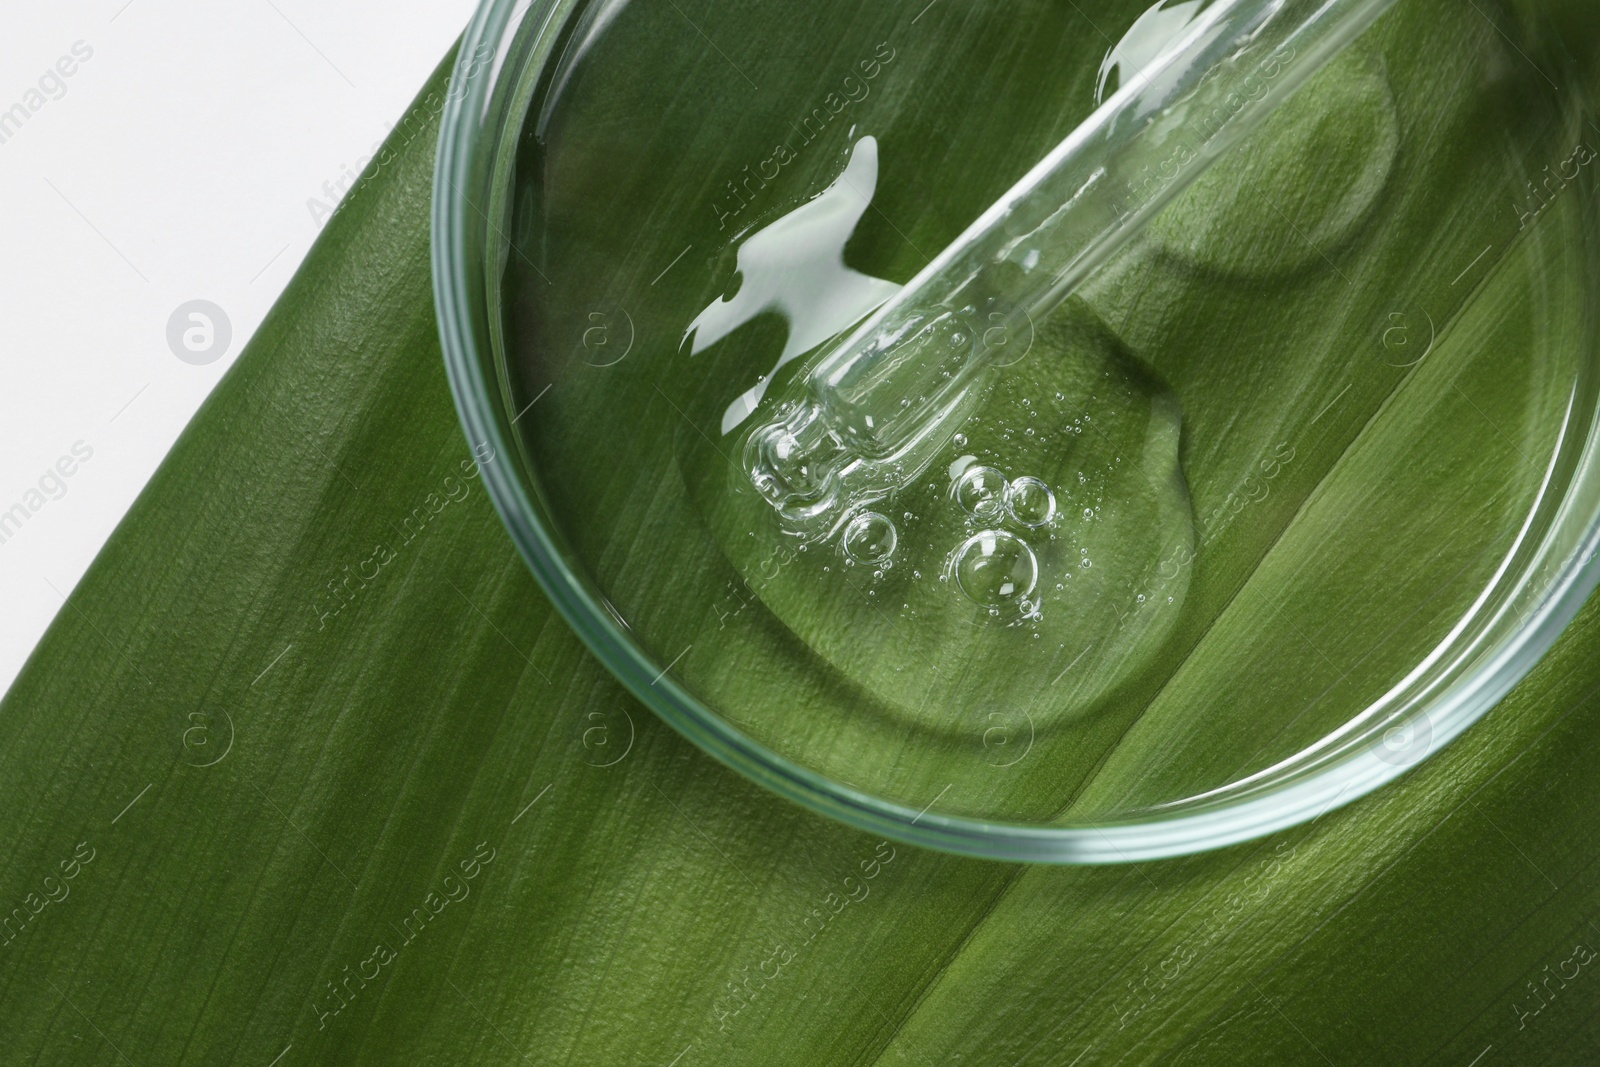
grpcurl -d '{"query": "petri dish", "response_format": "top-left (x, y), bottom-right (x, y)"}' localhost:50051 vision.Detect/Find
top-left (434, 0), bottom-right (1600, 862)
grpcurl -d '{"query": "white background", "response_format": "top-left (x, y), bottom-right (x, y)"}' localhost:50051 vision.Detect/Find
top-left (0, 0), bottom-right (478, 697)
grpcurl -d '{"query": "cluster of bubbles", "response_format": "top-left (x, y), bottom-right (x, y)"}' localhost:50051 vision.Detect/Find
top-left (950, 462), bottom-right (1059, 529)
top-left (830, 436), bottom-right (1080, 623)
top-left (946, 463), bottom-right (1061, 616)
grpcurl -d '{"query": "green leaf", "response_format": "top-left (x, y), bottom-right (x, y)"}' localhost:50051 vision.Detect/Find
top-left (4, 12), bottom-right (1600, 1067)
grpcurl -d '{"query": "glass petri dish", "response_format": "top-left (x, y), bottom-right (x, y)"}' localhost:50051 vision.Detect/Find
top-left (434, 0), bottom-right (1600, 862)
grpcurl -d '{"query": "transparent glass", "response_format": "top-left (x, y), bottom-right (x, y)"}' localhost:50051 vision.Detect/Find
top-left (434, 0), bottom-right (1600, 862)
